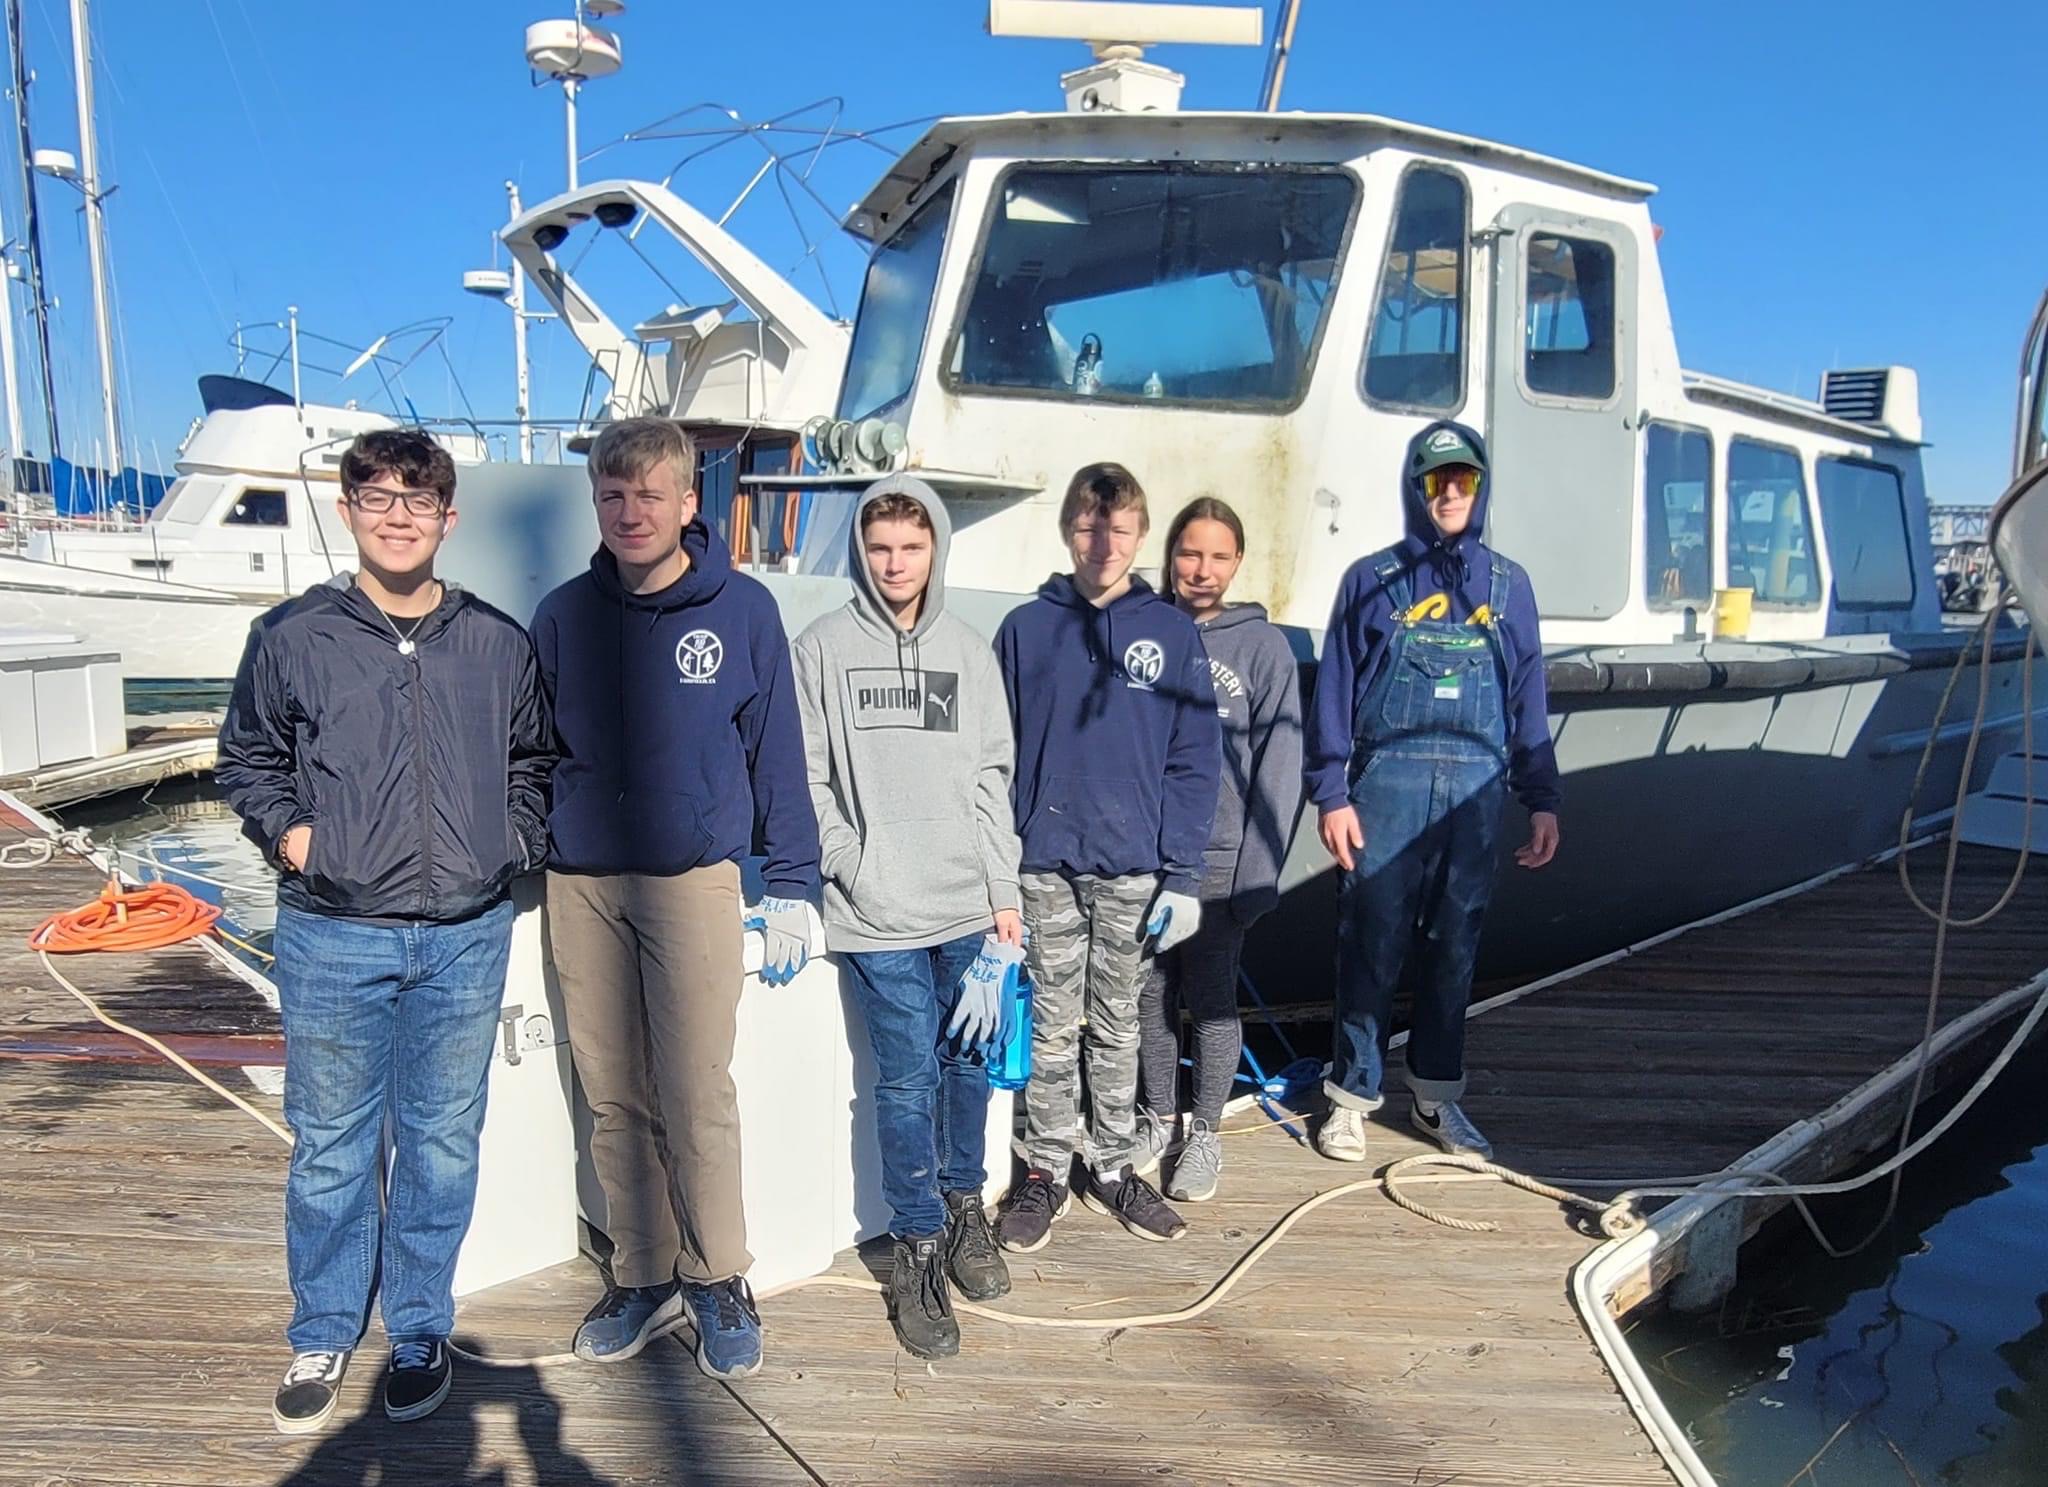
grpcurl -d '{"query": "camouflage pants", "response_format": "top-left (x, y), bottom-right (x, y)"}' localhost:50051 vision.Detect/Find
top-left (1019, 870), bottom-right (1158, 1177)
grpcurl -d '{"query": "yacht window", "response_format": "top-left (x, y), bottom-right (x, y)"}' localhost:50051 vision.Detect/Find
top-left (154, 475), bottom-right (222, 523)
top-left (1817, 457), bottom-right (1915, 608)
top-left (1726, 440), bottom-right (1819, 606)
top-left (948, 165), bottom-right (1355, 409)
top-left (1364, 166), bottom-right (1466, 410)
top-left (837, 180), bottom-right (957, 423)
top-left (1524, 233), bottom-right (1616, 400)
top-left (222, 488), bottom-right (288, 528)
top-left (1643, 422), bottom-right (1713, 609)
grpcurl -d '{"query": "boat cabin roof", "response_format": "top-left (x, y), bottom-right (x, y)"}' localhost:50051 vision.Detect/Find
top-left (846, 110), bottom-right (1657, 242)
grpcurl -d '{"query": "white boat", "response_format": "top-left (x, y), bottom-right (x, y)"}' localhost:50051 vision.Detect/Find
top-left (480, 6), bottom-right (2043, 983)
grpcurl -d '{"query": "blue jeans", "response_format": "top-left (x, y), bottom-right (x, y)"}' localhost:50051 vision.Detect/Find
top-left (1328, 754), bottom-right (1505, 1112)
top-left (275, 899), bottom-right (515, 1352)
top-left (844, 932), bottom-right (991, 1239)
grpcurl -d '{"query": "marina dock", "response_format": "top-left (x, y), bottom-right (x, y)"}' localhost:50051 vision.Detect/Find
top-left (3, 801), bottom-right (2045, 1486)
top-left (0, 714), bottom-right (219, 810)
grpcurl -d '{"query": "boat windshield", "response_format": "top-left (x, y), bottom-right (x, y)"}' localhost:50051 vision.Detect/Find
top-left (836, 179), bottom-right (958, 423)
top-left (150, 476), bottom-right (223, 525)
top-left (946, 164), bottom-right (1354, 410)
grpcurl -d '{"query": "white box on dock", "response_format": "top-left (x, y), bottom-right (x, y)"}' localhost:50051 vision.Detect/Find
top-left (0, 632), bottom-right (125, 772)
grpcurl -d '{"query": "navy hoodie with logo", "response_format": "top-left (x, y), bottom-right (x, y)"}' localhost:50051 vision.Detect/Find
top-left (530, 520), bottom-right (820, 898)
top-left (1304, 419), bottom-right (1560, 816)
top-left (997, 573), bottom-right (1222, 896)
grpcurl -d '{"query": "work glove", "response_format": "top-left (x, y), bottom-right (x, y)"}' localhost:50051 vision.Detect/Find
top-left (743, 897), bottom-right (811, 986)
top-left (1144, 887), bottom-right (1202, 954)
top-left (949, 936), bottom-right (1023, 1050)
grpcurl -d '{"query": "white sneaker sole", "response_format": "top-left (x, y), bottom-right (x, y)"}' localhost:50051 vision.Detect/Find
top-left (272, 1390), bottom-right (341, 1436)
top-left (574, 1292), bottom-right (686, 1364)
top-left (1317, 1134), bottom-right (1369, 1163)
top-left (1410, 1112), bottom-right (1493, 1162)
top-left (1167, 1174), bottom-right (1219, 1203)
top-left (694, 1339), bottom-right (763, 1381)
top-left (1081, 1187), bottom-right (1187, 1242)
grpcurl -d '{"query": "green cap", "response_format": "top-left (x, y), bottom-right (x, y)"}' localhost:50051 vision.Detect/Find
top-left (1409, 425), bottom-right (1485, 478)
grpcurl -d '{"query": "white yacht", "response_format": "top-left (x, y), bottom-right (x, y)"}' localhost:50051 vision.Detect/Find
top-left (476, 6), bottom-right (2042, 981)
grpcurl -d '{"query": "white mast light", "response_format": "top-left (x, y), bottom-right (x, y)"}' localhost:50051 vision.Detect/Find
top-left (986, 0), bottom-right (1262, 113)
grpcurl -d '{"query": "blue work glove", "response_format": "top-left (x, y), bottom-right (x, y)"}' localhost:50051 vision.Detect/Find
top-left (1144, 887), bottom-right (1202, 954)
top-left (743, 897), bottom-right (811, 985)
top-left (949, 936), bottom-right (1022, 1049)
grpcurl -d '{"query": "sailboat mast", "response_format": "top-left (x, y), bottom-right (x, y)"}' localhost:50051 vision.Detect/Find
top-left (67, 0), bottom-right (119, 475)
top-left (5, 0), bottom-right (58, 459)
top-left (1260, 0), bottom-right (1304, 111)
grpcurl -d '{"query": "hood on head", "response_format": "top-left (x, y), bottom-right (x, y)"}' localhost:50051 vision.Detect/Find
top-left (849, 475), bottom-right (952, 640)
top-left (1402, 419), bottom-right (1491, 550)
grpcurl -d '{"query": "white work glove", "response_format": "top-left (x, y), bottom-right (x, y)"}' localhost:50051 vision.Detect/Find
top-left (743, 896), bottom-right (811, 985)
top-left (949, 936), bottom-right (1023, 1050)
top-left (1144, 887), bottom-right (1202, 954)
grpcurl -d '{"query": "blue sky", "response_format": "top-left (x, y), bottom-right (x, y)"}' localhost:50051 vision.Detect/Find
top-left (6, 0), bottom-right (2042, 503)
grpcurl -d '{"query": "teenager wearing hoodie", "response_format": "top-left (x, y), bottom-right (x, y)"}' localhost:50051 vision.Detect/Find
top-left (1135, 497), bottom-right (1304, 1202)
top-left (530, 418), bottom-right (820, 1381)
top-left (1304, 421), bottom-right (1560, 1167)
top-left (791, 476), bottom-right (1023, 1360)
top-left (994, 463), bottom-right (1223, 1253)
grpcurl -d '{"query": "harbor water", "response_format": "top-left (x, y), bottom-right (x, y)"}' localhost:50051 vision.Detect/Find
top-left (1629, 1036), bottom-right (2048, 1484)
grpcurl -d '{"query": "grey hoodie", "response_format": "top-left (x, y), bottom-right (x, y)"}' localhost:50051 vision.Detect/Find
top-left (792, 476), bottom-right (1024, 953)
top-left (1195, 602), bottom-right (1305, 923)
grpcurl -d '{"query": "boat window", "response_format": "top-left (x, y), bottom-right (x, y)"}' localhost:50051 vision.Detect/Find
top-left (1817, 457), bottom-right (1915, 608)
top-left (221, 488), bottom-right (288, 528)
top-left (837, 179), bottom-right (958, 423)
top-left (1643, 422), bottom-right (1713, 609)
top-left (1363, 166), bottom-right (1466, 411)
top-left (152, 476), bottom-right (221, 524)
top-left (1524, 233), bottom-right (1616, 401)
top-left (1726, 440), bottom-right (1819, 606)
top-left (947, 165), bottom-right (1355, 410)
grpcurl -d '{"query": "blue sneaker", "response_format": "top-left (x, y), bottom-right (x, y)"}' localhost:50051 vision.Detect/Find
top-left (574, 1280), bottom-right (683, 1363)
top-left (683, 1276), bottom-right (763, 1380)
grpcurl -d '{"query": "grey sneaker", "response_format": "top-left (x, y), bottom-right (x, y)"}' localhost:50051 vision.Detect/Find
top-left (1411, 1100), bottom-right (1493, 1161)
top-left (1132, 1109), bottom-right (1174, 1177)
top-left (574, 1280), bottom-right (684, 1363)
top-left (1166, 1118), bottom-right (1222, 1203)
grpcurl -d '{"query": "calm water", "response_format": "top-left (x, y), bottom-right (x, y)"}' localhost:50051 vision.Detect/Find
top-left (1631, 1037), bottom-right (2048, 1485)
top-left (56, 777), bottom-right (278, 960)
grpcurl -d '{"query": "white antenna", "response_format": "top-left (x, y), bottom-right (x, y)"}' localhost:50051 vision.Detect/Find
top-left (525, 1), bottom-right (625, 191)
top-left (987, 0), bottom-right (1262, 113)
top-left (462, 182), bottom-right (541, 463)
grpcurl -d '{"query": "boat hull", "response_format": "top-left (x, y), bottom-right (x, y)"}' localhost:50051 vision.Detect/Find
top-left (0, 554), bottom-right (258, 686)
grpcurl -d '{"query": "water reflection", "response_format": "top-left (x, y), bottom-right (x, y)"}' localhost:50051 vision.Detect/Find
top-left (1632, 1040), bottom-right (2048, 1484)
top-left (56, 778), bottom-right (278, 963)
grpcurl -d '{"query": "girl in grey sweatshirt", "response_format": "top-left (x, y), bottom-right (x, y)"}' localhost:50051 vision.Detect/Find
top-left (1137, 497), bottom-right (1306, 1203)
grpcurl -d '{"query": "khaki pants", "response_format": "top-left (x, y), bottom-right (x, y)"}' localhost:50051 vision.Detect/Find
top-left (546, 863), bottom-right (751, 1287)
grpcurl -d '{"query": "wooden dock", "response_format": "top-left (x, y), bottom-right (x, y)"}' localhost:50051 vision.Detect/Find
top-left (0, 716), bottom-right (219, 810)
top-left (3, 801), bottom-right (2046, 1486)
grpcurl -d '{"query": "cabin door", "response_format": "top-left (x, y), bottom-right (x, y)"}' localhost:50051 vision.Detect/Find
top-left (1484, 204), bottom-right (1638, 618)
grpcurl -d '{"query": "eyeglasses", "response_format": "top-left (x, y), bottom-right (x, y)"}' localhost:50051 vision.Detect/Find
top-left (1422, 468), bottom-right (1483, 502)
top-left (348, 486), bottom-right (448, 518)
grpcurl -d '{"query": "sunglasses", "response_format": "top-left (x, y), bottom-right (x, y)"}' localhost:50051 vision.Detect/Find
top-left (1422, 468), bottom-right (1483, 502)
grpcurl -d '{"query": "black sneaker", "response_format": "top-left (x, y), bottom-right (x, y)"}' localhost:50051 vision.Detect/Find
top-left (271, 1349), bottom-right (349, 1435)
top-left (1083, 1164), bottom-right (1187, 1242)
top-left (997, 1168), bottom-right (1070, 1254)
top-left (887, 1235), bottom-right (960, 1360)
top-left (944, 1189), bottom-right (1012, 1300)
top-left (382, 1339), bottom-right (452, 1422)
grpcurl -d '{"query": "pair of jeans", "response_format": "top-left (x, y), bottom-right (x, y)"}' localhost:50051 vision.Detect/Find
top-left (275, 898), bottom-right (515, 1352)
top-left (843, 931), bottom-right (991, 1239)
top-left (1326, 754), bottom-right (1505, 1111)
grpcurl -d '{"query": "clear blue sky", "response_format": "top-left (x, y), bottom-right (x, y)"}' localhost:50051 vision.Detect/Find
top-left (6, 0), bottom-right (2042, 504)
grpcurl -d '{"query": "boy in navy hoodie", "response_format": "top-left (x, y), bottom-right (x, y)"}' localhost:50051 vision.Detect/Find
top-left (530, 418), bottom-right (819, 1381)
top-left (995, 462), bottom-right (1222, 1252)
top-left (1304, 421), bottom-right (1560, 1167)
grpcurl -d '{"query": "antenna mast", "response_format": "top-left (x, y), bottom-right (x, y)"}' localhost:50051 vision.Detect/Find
top-left (5, 0), bottom-right (58, 458)
top-left (67, 0), bottom-right (120, 473)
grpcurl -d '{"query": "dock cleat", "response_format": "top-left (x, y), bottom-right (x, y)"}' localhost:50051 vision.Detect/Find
top-left (1411, 1100), bottom-right (1493, 1162)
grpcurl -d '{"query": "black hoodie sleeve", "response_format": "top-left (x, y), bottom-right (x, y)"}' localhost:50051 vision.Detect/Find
top-left (1158, 626), bottom-right (1223, 897)
top-left (215, 622), bottom-right (311, 867)
top-left (738, 595), bottom-right (822, 899)
top-left (506, 631), bottom-right (556, 871)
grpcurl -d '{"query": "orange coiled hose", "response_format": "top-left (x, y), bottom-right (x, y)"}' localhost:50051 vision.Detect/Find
top-left (28, 878), bottom-right (222, 953)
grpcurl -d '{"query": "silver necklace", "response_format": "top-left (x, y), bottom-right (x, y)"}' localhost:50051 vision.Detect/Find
top-left (369, 581), bottom-right (439, 656)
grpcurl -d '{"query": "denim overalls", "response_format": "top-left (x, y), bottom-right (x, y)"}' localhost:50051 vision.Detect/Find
top-left (1327, 549), bottom-right (1512, 1113)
